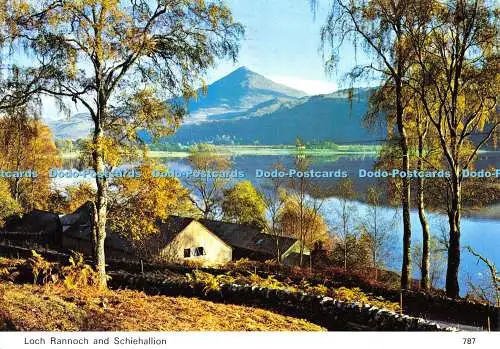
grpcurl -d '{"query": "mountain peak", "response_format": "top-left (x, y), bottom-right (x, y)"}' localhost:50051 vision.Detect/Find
top-left (223, 66), bottom-right (264, 83)
top-left (181, 67), bottom-right (307, 123)
top-left (233, 66), bottom-right (253, 73)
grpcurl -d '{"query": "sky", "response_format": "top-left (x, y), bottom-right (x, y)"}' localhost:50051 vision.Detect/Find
top-left (43, 0), bottom-right (372, 120)
top-left (204, 0), bottom-right (371, 94)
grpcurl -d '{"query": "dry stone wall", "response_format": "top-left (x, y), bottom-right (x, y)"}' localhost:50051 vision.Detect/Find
top-left (108, 271), bottom-right (458, 331)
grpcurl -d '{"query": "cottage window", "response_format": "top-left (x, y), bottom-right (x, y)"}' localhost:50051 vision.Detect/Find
top-left (194, 247), bottom-right (205, 256)
top-left (184, 248), bottom-right (191, 258)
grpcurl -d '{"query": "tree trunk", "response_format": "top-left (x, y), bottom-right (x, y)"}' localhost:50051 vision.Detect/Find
top-left (343, 206), bottom-right (348, 273)
top-left (90, 200), bottom-right (98, 263)
top-left (344, 240), bottom-right (347, 273)
top-left (93, 126), bottom-right (108, 288)
top-left (417, 138), bottom-right (431, 291)
top-left (298, 181), bottom-right (305, 268)
top-left (13, 177), bottom-right (20, 202)
top-left (276, 236), bottom-right (281, 263)
top-left (446, 175), bottom-right (461, 299)
top-left (396, 80), bottom-right (412, 290)
top-left (299, 242), bottom-right (304, 267)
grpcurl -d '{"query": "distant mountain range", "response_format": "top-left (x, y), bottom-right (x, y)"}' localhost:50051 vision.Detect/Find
top-left (47, 113), bottom-right (94, 140)
top-left (46, 67), bottom-right (384, 144)
top-left (182, 66), bottom-right (307, 124)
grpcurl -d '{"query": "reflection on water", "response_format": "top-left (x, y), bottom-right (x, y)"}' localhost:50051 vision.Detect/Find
top-left (321, 198), bottom-right (500, 295)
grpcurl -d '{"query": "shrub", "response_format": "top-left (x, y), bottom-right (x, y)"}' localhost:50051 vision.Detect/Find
top-left (183, 259), bottom-right (204, 269)
top-left (0, 179), bottom-right (22, 227)
top-left (26, 251), bottom-right (54, 285)
top-left (0, 267), bottom-right (16, 282)
top-left (300, 280), bottom-right (328, 296)
top-left (244, 273), bottom-right (298, 292)
top-left (0, 257), bottom-right (21, 282)
top-left (330, 287), bottom-right (400, 311)
top-left (8, 252), bottom-right (104, 291)
top-left (186, 270), bottom-right (235, 295)
top-left (60, 252), bottom-right (101, 289)
top-left (233, 258), bottom-right (253, 269)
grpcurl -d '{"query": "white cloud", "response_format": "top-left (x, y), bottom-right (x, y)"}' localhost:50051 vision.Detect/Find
top-left (269, 75), bottom-right (338, 96)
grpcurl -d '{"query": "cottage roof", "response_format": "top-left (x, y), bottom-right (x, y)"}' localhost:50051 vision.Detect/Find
top-left (157, 216), bottom-right (195, 244)
top-left (160, 216), bottom-right (298, 257)
top-left (4, 209), bottom-right (61, 235)
top-left (62, 202), bottom-right (133, 252)
top-left (60, 201), bottom-right (93, 231)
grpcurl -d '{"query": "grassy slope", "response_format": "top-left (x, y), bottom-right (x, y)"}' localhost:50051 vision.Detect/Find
top-left (0, 282), bottom-right (324, 331)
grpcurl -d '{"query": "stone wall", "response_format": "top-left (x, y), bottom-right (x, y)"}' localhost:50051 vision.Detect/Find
top-left (0, 241), bottom-right (69, 263)
top-left (266, 269), bottom-right (498, 330)
top-left (107, 271), bottom-right (457, 331)
top-left (0, 231), bottom-right (55, 246)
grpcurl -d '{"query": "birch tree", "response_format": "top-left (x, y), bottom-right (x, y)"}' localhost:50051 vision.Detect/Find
top-left (315, 0), bottom-right (418, 289)
top-left (406, 0), bottom-right (498, 298)
top-left (7, 0), bottom-right (243, 286)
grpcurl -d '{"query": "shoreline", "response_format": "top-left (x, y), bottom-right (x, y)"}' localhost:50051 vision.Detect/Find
top-left (59, 148), bottom-right (499, 221)
top-left (60, 146), bottom-right (497, 159)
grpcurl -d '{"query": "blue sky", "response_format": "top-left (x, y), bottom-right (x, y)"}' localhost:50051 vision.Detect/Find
top-left (44, 0), bottom-right (372, 119)
top-left (206, 0), bottom-right (366, 94)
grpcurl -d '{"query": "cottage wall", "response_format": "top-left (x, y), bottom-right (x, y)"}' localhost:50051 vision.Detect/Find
top-left (282, 241), bottom-right (309, 258)
top-left (160, 221), bottom-right (232, 266)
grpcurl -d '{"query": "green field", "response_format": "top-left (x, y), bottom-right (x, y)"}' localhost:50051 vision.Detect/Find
top-left (147, 144), bottom-right (381, 158)
top-left (60, 144), bottom-right (381, 160)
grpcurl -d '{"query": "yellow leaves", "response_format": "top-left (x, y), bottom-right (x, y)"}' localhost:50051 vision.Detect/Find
top-left (47, 12), bottom-right (60, 27)
top-left (78, 133), bottom-right (127, 170)
top-left (84, 135), bottom-right (122, 168)
top-left (66, 183), bottom-right (96, 213)
top-left (124, 87), bottom-right (181, 141)
top-left (61, 252), bottom-right (101, 290)
top-left (124, 27), bottom-right (150, 54)
top-left (206, 3), bottom-right (233, 27)
top-left (26, 250), bottom-right (54, 285)
top-left (0, 178), bottom-right (21, 225)
top-left (186, 270), bottom-right (234, 295)
top-left (0, 115), bottom-right (60, 211)
top-left (456, 94), bottom-right (466, 115)
top-left (200, 79), bottom-right (208, 95)
top-left (362, 5), bottom-right (377, 20)
top-left (66, 49), bottom-right (78, 79)
top-left (331, 287), bottom-right (400, 312)
top-left (222, 180), bottom-right (266, 228)
top-left (195, 0), bottom-right (206, 9)
top-left (109, 160), bottom-right (193, 246)
top-left (188, 143), bottom-right (231, 170)
top-left (12, 0), bottom-right (29, 15)
top-left (132, 88), bottom-right (165, 124)
top-left (2, 0), bottom-right (31, 37)
top-left (181, 77), bottom-right (198, 102)
top-left (278, 194), bottom-right (329, 247)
